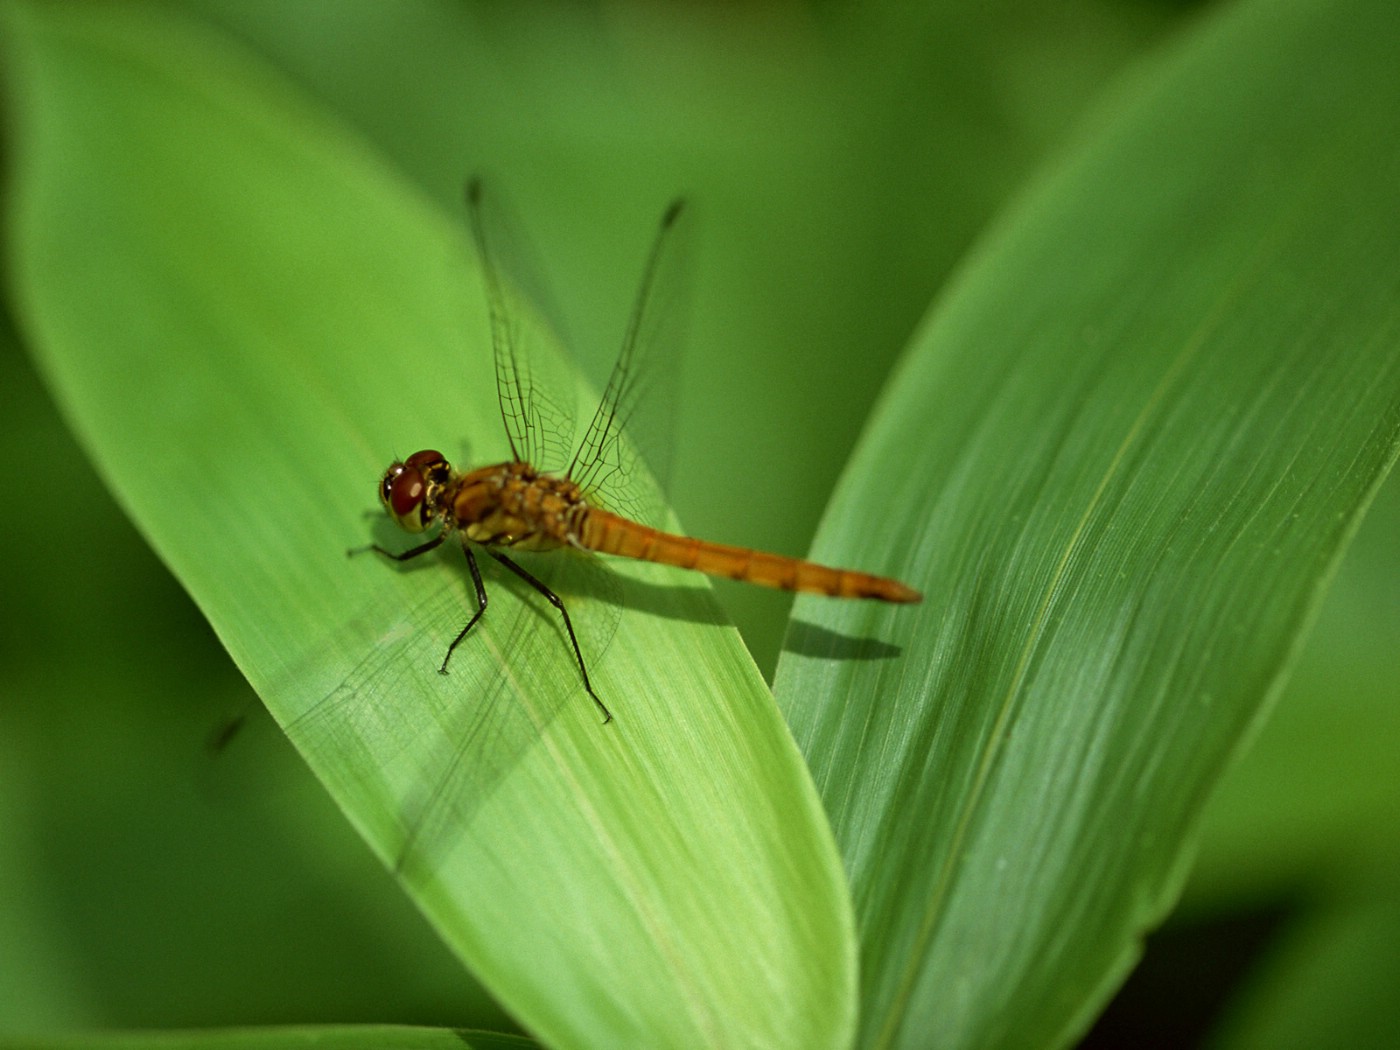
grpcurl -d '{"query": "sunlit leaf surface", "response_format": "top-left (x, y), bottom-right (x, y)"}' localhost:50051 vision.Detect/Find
top-left (4, 5), bottom-right (855, 1048)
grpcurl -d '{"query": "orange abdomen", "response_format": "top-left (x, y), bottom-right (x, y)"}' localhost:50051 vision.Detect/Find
top-left (578, 508), bottom-right (921, 603)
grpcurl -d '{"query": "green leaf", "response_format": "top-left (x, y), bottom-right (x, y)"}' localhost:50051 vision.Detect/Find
top-left (3, 4), bottom-right (853, 1049)
top-left (775, 0), bottom-right (1400, 1046)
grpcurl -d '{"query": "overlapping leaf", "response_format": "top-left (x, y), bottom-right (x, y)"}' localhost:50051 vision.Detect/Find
top-left (775, 1), bottom-right (1400, 1047)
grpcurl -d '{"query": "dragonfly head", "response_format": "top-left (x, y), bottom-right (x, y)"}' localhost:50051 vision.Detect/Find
top-left (379, 449), bottom-right (452, 533)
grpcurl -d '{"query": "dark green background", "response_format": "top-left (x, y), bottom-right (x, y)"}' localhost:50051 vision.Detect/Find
top-left (3, 1), bottom-right (1397, 1046)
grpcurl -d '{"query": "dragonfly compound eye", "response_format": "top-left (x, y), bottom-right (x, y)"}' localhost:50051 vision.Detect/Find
top-left (387, 468), bottom-right (431, 532)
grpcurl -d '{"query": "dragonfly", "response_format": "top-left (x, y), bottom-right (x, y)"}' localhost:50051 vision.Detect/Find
top-left (362, 178), bottom-right (921, 723)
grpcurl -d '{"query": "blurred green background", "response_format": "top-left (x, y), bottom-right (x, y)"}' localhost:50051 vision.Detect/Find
top-left (1, 0), bottom-right (1395, 1045)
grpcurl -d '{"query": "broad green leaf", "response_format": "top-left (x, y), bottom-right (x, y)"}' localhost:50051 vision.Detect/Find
top-left (775, 0), bottom-right (1400, 1046)
top-left (3, 5), bottom-right (854, 1049)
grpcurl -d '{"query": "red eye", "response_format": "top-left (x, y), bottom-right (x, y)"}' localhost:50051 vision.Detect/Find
top-left (389, 469), bottom-right (425, 518)
top-left (406, 449), bottom-right (445, 471)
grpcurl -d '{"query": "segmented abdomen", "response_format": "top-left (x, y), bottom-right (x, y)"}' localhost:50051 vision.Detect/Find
top-left (577, 508), bottom-right (920, 602)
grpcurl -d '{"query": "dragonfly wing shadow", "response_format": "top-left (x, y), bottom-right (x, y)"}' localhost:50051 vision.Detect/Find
top-left (493, 547), bottom-right (624, 676)
top-left (280, 589), bottom-right (572, 880)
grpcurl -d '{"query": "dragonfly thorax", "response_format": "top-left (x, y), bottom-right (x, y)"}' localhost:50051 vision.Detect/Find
top-left (380, 449), bottom-right (453, 533)
top-left (452, 461), bottom-right (589, 552)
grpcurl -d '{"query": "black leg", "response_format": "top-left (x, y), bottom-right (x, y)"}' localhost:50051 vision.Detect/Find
top-left (488, 549), bottom-right (612, 723)
top-left (349, 533), bottom-right (447, 561)
top-left (439, 541), bottom-right (489, 675)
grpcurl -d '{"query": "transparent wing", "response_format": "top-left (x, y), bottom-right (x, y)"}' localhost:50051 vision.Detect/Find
top-left (459, 180), bottom-right (692, 666)
top-left (567, 197), bottom-right (691, 528)
top-left (312, 187), bottom-right (689, 876)
top-left (465, 178), bottom-right (577, 474)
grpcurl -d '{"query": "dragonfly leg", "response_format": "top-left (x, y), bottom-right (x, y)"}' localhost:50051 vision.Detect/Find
top-left (487, 549), bottom-right (613, 724)
top-left (349, 532), bottom-right (447, 561)
top-left (439, 541), bottom-right (490, 675)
